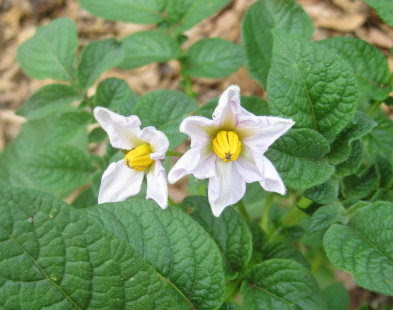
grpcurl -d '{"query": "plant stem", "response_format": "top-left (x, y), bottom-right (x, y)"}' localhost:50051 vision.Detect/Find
top-left (260, 195), bottom-right (275, 232)
top-left (367, 100), bottom-right (381, 115)
top-left (166, 150), bottom-right (183, 157)
top-left (237, 200), bottom-right (250, 221)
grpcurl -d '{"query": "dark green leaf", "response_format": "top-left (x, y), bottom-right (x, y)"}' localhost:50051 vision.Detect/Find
top-left (336, 140), bottom-right (363, 177)
top-left (242, 0), bottom-right (313, 87)
top-left (78, 39), bottom-right (124, 88)
top-left (183, 38), bottom-right (243, 78)
top-left (342, 166), bottom-right (378, 199)
top-left (268, 31), bottom-right (358, 141)
top-left (304, 178), bottom-right (339, 205)
top-left (17, 18), bottom-right (77, 81)
top-left (321, 282), bottom-right (350, 310)
top-left (375, 155), bottom-right (393, 188)
top-left (364, 111), bottom-right (393, 159)
top-left (308, 203), bottom-right (347, 232)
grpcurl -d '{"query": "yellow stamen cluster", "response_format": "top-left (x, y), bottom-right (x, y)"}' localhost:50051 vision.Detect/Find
top-left (212, 131), bottom-right (242, 162)
top-left (124, 144), bottom-right (153, 171)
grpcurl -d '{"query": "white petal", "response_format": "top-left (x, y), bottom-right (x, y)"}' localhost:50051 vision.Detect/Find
top-left (94, 107), bottom-right (142, 150)
top-left (235, 156), bottom-right (262, 183)
top-left (212, 85), bottom-right (242, 128)
top-left (239, 116), bottom-right (295, 153)
top-left (138, 126), bottom-right (169, 160)
top-left (146, 161), bottom-right (168, 209)
top-left (98, 160), bottom-right (144, 203)
top-left (168, 148), bottom-right (200, 183)
top-left (208, 160), bottom-right (246, 217)
top-left (179, 116), bottom-right (215, 147)
top-left (257, 155), bottom-right (286, 195)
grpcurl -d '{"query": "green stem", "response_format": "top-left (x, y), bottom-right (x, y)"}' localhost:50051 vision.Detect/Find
top-left (166, 150), bottom-right (183, 157)
top-left (367, 100), bottom-right (381, 115)
top-left (260, 195), bottom-right (275, 233)
top-left (237, 200), bottom-right (250, 221)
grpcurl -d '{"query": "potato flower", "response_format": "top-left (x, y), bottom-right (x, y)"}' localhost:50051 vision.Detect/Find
top-left (94, 107), bottom-right (169, 209)
top-left (168, 85), bottom-right (294, 216)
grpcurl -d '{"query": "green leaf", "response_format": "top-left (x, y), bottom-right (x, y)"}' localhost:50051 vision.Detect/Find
top-left (87, 199), bottom-right (226, 309)
top-left (321, 282), bottom-right (350, 310)
top-left (342, 166), bottom-right (378, 199)
top-left (324, 201), bottom-right (393, 296)
top-left (78, 0), bottom-right (166, 24)
top-left (262, 240), bottom-right (310, 268)
top-left (181, 196), bottom-right (252, 272)
top-left (266, 128), bottom-right (334, 190)
top-left (17, 18), bottom-right (77, 81)
top-left (17, 84), bottom-right (81, 119)
top-left (375, 155), bottom-right (393, 188)
top-left (171, 0), bottom-right (232, 33)
top-left (0, 187), bottom-right (199, 309)
top-left (183, 38), bottom-right (243, 78)
top-left (336, 140), bottom-right (363, 177)
top-left (316, 36), bottom-right (391, 101)
top-left (364, 111), bottom-right (393, 159)
top-left (220, 302), bottom-right (243, 310)
top-left (362, 0), bottom-right (393, 26)
top-left (304, 178), bottom-right (339, 205)
top-left (88, 127), bottom-right (107, 143)
top-left (327, 112), bottom-right (376, 165)
top-left (119, 30), bottom-right (180, 69)
top-left (133, 89), bottom-right (197, 148)
top-left (94, 78), bottom-right (138, 116)
top-left (241, 259), bottom-right (326, 310)
top-left (242, 0), bottom-right (313, 87)
top-left (77, 39), bottom-right (124, 88)
top-left (267, 31), bottom-right (358, 141)
top-left (308, 203), bottom-right (347, 232)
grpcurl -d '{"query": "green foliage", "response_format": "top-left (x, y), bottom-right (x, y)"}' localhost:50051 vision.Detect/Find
top-left (362, 0), bottom-right (393, 26)
top-left (17, 18), bottom-right (77, 81)
top-left (342, 166), bottom-right (379, 200)
top-left (242, 0), bottom-right (313, 87)
top-left (77, 39), bottom-right (124, 88)
top-left (304, 178), bottom-right (339, 204)
top-left (364, 112), bottom-right (393, 159)
top-left (241, 259), bottom-right (326, 309)
top-left (321, 282), bottom-right (350, 310)
top-left (317, 36), bottom-right (391, 101)
top-left (324, 201), bottom-right (393, 296)
top-left (267, 31), bottom-right (358, 142)
top-left (183, 38), bottom-right (244, 78)
top-left (266, 128), bottom-right (334, 190)
top-left (119, 30), bottom-right (180, 69)
top-left (181, 196), bottom-right (252, 272)
top-left (17, 84), bottom-right (81, 119)
top-left (308, 203), bottom-right (347, 232)
top-left (335, 140), bottom-right (363, 177)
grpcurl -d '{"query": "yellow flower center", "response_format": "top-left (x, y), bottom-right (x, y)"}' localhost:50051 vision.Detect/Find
top-left (212, 130), bottom-right (242, 162)
top-left (124, 144), bottom-right (153, 171)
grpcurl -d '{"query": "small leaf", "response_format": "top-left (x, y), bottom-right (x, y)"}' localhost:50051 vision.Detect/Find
top-left (133, 89), bottom-right (197, 148)
top-left (268, 31), bottom-right (358, 141)
top-left (17, 18), bottom-right (77, 81)
top-left (78, 0), bottom-right (166, 24)
top-left (375, 155), bottom-right (393, 188)
top-left (241, 259), bottom-right (326, 310)
top-left (183, 38), bottom-right (243, 78)
top-left (364, 111), bottom-right (393, 159)
top-left (324, 201), bottom-right (393, 296)
top-left (327, 112), bottom-right (376, 165)
top-left (304, 178), bottom-right (339, 205)
top-left (181, 196), bottom-right (253, 272)
top-left (342, 166), bottom-right (378, 199)
top-left (87, 199), bottom-right (226, 309)
top-left (94, 78), bottom-right (138, 116)
top-left (317, 36), bottom-right (391, 101)
top-left (172, 0), bottom-right (232, 33)
top-left (77, 39), bottom-right (124, 88)
top-left (308, 203), bottom-right (347, 232)
top-left (335, 140), bottom-right (363, 177)
top-left (0, 188), bottom-right (198, 309)
top-left (17, 84), bottom-right (81, 119)
top-left (119, 30), bottom-right (180, 69)
top-left (266, 128), bottom-right (334, 190)
top-left (242, 0), bottom-right (313, 87)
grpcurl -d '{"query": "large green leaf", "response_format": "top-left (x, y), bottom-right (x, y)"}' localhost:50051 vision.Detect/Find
top-left (317, 36), bottom-right (391, 101)
top-left (94, 78), bottom-right (138, 116)
top-left (362, 0), bottom-right (393, 26)
top-left (324, 201), bottom-right (393, 296)
top-left (364, 111), bottom-right (393, 159)
top-left (267, 31), bottom-right (358, 141)
top-left (78, 39), bottom-right (124, 88)
top-left (183, 38), bottom-right (243, 78)
top-left (266, 128), bottom-right (334, 190)
top-left (0, 188), bottom-right (200, 309)
top-left (17, 18), bottom-right (77, 81)
top-left (87, 199), bottom-right (226, 309)
top-left (119, 30), bottom-right (180, 69)
top-left (241, 259), bottom-right (326, 309)
top-left (181, 196), bottom-right (252, 272)
top-left (17, 84), bottom-right (81, 119)
top-left (78, 0), bottom-right (166, 24)
top-left (242, 0), bottom-right (313, 87)
top-left (133, 89), bottom-right (197, 148)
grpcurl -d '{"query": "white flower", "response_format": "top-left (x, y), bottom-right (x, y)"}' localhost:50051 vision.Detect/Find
top-left (94, 107), bottom-right (169, 209)
top-left (168, 85), bottom-right (294, 217)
